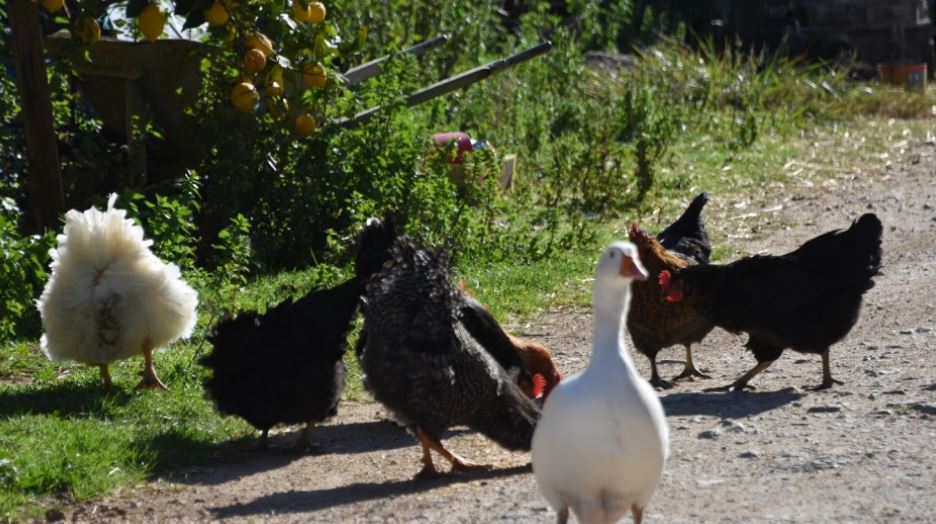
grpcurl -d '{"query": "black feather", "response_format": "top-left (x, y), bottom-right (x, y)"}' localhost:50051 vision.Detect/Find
top-left (671, 213), bottom-right (883, 364)
top-left (359, 240), bottom-right (539, 451)
top-left (657, 192), bottom-right (711, 264)
top-left (457, 294), bottom-right (531, 383)
top-left (200, 218), bottom-right (397, 440)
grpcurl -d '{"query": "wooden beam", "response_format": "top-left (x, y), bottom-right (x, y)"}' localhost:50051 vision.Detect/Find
top-left (9, 0), bottom-right (65, 233)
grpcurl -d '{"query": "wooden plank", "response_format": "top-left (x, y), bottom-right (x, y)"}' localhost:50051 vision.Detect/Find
top-left (9, 0), bottom-right (65, 233)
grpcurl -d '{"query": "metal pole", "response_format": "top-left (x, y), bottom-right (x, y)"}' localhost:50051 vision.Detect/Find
top-left (342, 35), bottom-right (449, 86)
top-left (336, 41), bottom-right (552, 129)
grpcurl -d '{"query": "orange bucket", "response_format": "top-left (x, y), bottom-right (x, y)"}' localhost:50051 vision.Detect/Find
top-left (877, 63), bottom-right (928, 90)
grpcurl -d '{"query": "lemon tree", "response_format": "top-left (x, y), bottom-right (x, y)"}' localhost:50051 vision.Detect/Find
top-left (58, 0), bottom-right (369, 138)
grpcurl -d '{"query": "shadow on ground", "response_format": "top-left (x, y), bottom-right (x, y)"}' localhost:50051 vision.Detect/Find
top-left (0, 381), bottom-right (134, 418)
top-left (167, 421), bottom-right (475, 486)
top-left (210, 464), bottom-right (532, 518)
top-left (289, 421), bottom-right (472, 455)
top-left (661, 387), bottom-right (804, 418)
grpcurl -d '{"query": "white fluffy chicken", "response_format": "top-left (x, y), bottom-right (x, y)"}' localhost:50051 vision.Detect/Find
top-left (532, 242), bottom-right (669, 524)
top-left (36, 194), bottom-right (198, 390)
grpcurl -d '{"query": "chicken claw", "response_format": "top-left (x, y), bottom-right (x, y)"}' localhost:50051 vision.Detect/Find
top-left (671, 346), bottom-right (710, 381)
top-left (449, 457), bottom-right (493, 474)
top-left (809, 377), bottom-right (844, 391)
top-left (136, 372), bottom-right (169, 391)
top-left (672, 367), bottom-right (711, 381)
top-left (704, 381), bottom-right (756, 393)
top-left (136, 338), bottom-right (169, 391)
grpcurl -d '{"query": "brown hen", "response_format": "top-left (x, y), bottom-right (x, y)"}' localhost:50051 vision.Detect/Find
top-left (627, 223), bottom-right (715, 389)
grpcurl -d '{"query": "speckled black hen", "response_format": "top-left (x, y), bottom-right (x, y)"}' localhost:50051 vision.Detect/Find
top-left (200, 217), bottom-right (397, 450)
top-left (358, 241), bottom-right (540, 479)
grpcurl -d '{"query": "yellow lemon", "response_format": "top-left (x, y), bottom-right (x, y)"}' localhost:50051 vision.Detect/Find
top-left (70, 15), bottom-right (101, 46)
top-left (292, 0), bottom-right (311, 22)
top-left (243, 48), bottom-right (267, 73)
top-left (230, 82), bottom-right (258, 113)
top-left (307, 2), bottom-right (326, 23)
top-left (244, 32), bottom-right (274, 57)
top-left (303, 62), bottom-right (327, 88)
top-left (294, 113), bottom-right (316, 136)
top-left (41, 0), bottom-right (64, 13)
top-left (262, 81), bottom-right (284, 97)
top-left (139, 4), bottom-right (165, 43)
top-left (204, 1), bottom-right (229, 25)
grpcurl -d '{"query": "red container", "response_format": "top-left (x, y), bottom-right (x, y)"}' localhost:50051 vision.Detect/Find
top-left (877, 63), bottom-right (928, 91)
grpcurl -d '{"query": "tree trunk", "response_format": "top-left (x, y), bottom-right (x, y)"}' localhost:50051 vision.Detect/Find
top-left (9, 0), bottom-right (65, 233)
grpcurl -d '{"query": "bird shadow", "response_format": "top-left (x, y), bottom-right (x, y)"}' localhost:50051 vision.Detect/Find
top-left (209, 464), bottom-right (532, 518)
top-left (661, 387), bottom-right (804, 418)
top-left (0, 381), bottom-right (134, 419)
top-left (290, 421), bottom-right (472, 456)
top-left (139, 430), bottom-right (276, 481)
top-left (167, 421), bottom-right (472, 486)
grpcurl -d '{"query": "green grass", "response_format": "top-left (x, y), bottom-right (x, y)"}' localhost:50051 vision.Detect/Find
top-left (0, 342), bottom-right (253, 520)
top-left (2, 52), bottom-right (936, 519)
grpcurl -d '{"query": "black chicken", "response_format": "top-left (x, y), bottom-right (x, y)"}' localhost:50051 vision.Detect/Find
top-left (200, 217), bottom-right (397, 450)
top-left (657, 192), bottom-right (712, 265)
top-left (358, 241), bottom-right (540, 479)
top-left (628, 192), bottom-right (715, 388)
top-left (659, 213), bottom-right (883, 391)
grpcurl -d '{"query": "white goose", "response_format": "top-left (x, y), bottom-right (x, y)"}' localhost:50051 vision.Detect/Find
top-left (532, 241), bottom-right (669, 524)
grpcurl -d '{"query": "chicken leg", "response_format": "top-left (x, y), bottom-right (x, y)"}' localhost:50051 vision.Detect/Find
top-left (632, 504), bottom-right (644, 524)
top-left (413, 427), bottom-right (492, 480)
top-left (136, 337), bottom-right (169, 391)
top-left (290, 421), bottom-right (321, 453)
top-left (671, 345), bottom-right (710, 381)
top-left (556, 507), bottom-right (569, 524)
top-left (810, 350), bottom-right (844, 391)
top-left (99, 364), bottom-right (113, 388)
top-left (648, 359), bottom-right (675, 390)
top-left (704, 360), bottom-right (775, 393)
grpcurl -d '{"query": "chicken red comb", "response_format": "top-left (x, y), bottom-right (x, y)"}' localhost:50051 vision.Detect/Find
top-left (658, 270), bottom-right (672, 292)
top-left (531, 373), bottom-right (547, 399)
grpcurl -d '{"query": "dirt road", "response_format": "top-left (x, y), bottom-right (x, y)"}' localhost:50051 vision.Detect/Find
top-left (68, 135), bottom-right (936, 523)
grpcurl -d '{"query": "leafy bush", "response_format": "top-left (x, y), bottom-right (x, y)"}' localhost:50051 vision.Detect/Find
top-left (0, 200), bottom-right (54, 340)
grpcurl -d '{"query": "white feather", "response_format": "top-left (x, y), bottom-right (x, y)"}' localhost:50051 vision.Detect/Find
top-left (36, 194), bottom-right (198, 364)
top-left (532, 242), bottom-right (669, 524)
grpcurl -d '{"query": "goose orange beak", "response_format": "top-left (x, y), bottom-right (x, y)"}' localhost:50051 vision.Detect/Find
top-left (620, 255), bottom-right (649, 281)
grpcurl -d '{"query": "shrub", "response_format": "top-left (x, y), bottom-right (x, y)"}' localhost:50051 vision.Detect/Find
top-left (0, 199), bottom-right (54, 340)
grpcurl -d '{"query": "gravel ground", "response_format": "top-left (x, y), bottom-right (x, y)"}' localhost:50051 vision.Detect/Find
top-left (63, 137), bottom-right (936, 523)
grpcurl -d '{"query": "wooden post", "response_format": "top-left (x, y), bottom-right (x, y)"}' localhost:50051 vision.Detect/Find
top-left (9, 0), bottom-right (65, 233)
